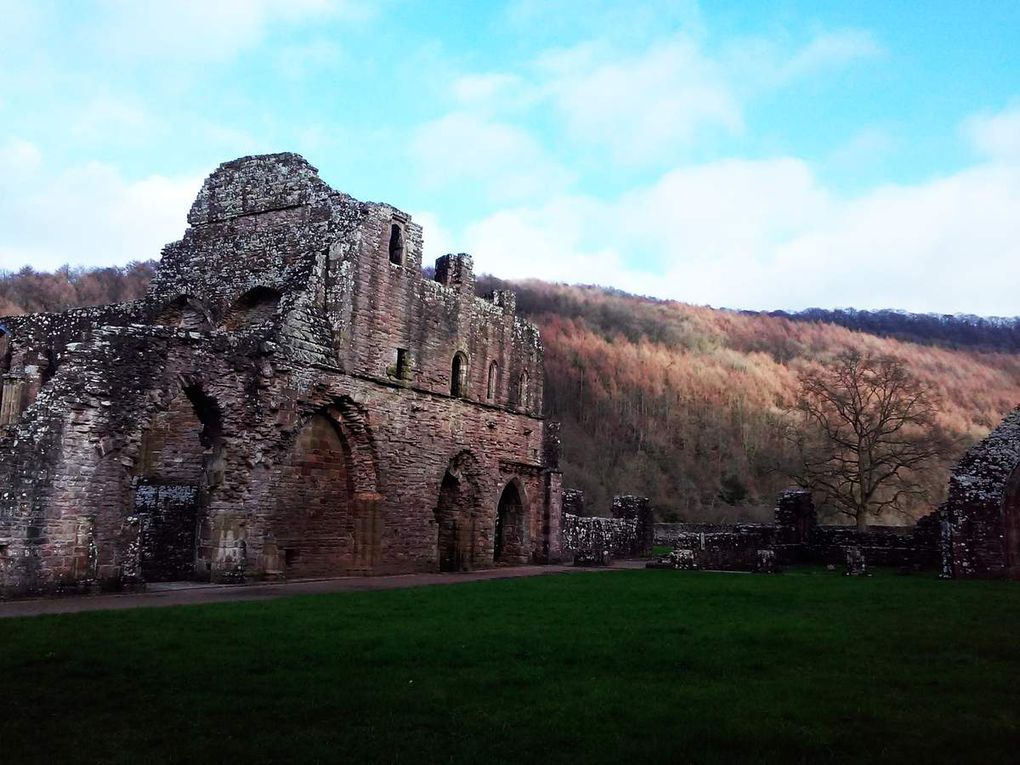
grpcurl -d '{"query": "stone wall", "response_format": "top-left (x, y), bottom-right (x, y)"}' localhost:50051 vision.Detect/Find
top-left (942, 407), bottom-right (1020, 579)
top-left (559, 492), bottom-right (652, 563)
top-left (652, 489), bottom-right (939, 571)
top-left (0, 153), bottom-right (562, 596)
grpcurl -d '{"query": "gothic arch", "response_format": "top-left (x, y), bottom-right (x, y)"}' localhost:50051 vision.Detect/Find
top-left (494, 478), bottom-right (529, 564)
top-left (434, 450), bottom-right (483, 571)
top-left (263, 396), bottom-right (381, 578)
top-left (223, 286), bottom-right (282, 331)
top-left (153, 295), bottom-right (212, 331)
top-left (130, 381), bottom-right (225, 582)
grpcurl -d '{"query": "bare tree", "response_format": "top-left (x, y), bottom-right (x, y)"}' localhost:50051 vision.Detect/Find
top-left (784, 349), bottom-right (946, 530)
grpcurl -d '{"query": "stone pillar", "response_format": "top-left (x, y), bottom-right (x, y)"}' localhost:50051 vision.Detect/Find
top-left (845, 546), bottom-right (868, 576)
top-left (611, 495), bottom-right (654, 556)
top-left (542, 471), bottom-right (563, 563)
top-left (774, 488), bottom-right (817, 545)
top-left (543, 420), bottom-right (562, 470)
top-left (562, 488), bottom-right (585, 517)
top-left (434, 254), bottom-right (475, 293)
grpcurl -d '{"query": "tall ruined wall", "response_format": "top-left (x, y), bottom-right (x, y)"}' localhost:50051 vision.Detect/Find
top-left (0, 152), bottom-right (561, 595)
top-left (943, 406), bottom-right (1020, 579)
top-left (335, 209), bottom-right (544, 416)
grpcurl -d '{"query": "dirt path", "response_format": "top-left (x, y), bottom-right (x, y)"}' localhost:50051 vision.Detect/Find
top-left (0, 560), bottom-right (646, 619)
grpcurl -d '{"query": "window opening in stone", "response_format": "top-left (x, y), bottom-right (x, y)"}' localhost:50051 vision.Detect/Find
top-left (451, 352), bottom-right (468, 397)
top-left (224, 286), bottom-right (281, 331)
top-left (487, 361), bottom-right (498, 400)
top-left (155, 295), bottom-right (210, 331)
top-left (518, 371), bottom-right (529, 410)
top-left (394, 348), bottom-right (410, 380)
top-left (388, 223), bottom-right (405, 265)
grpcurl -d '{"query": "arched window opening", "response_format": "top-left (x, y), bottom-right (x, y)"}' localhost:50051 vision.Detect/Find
top-left (487, 361), bottom-right (498, 400)
top-left (154, 296), bottom-right (210, 331)
top-left (451, 352), bottom-right (468, 397)
top-left (388, 222), bottom-right (405, 265)
top-left (224, 286), bottom-right (281, 331)
top-left (518, 371), bottom-right (529, 410)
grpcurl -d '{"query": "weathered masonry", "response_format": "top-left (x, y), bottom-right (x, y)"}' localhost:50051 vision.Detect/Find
top-left (0, 153), bottom-right (563, 595)
top-left (941, 407), bottom-right (1020, 579)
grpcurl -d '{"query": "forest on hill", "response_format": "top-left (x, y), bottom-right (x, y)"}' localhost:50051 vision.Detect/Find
top-left (2, 263), bottom-right (1017, 524)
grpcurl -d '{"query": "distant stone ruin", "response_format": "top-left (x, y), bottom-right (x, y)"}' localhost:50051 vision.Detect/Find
top-left (0, 153), bottom-right (563, 596)
top-left (941, 407), bottom-right (1020, 579)
top-left (649, 489), bottom-right (940, 572)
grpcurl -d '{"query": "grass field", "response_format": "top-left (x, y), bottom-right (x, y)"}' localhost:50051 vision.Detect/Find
top-left (1, 568), bottom-right (1018, 764)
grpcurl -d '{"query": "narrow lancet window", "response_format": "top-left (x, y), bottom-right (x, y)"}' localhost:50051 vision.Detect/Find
top-left (487, 361), bottom-right (498, 400)
top-left (388, 223), bottom-right (405, 265)
top-left (451, 352), bottom-right (468, 397)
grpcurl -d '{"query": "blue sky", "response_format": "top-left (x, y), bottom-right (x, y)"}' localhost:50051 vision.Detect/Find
top-left (1, 0), bottom-right (1018, 313)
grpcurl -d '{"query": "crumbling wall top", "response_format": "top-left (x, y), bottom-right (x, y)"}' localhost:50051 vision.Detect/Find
top-left (187, 153), bottom-right (335, 226)
top-left (949, 407), bottom-right (1020, 506)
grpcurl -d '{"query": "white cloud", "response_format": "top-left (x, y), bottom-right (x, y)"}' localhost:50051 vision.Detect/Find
top-left (89, 0), bottom-right (351, 62)
top-left (410, 112), bottom-right (574, 202)
top-left (445, 132), bottom-right (1020, 315)
top-left (0, 141), bottom-right (201, 271)
top-left (537, 36), bottom-right (742, 166)
top-left (965, 105), bottom-right (1020, 161)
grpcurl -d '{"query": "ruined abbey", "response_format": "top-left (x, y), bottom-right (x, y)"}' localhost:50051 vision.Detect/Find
top-left (0, 153), bottom-right (563, 595)
top-left (1, 152), bottom-right (1018, 597)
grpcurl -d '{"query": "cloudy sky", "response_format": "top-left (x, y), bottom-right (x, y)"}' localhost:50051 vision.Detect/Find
top-left (1, 0), bottom-right (1018, 314)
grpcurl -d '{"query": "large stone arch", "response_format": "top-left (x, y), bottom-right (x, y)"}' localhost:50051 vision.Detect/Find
top-left (494, 478), bottom-right (529, 564)
top-left (943, 407), bottom-right (1020, 578)
top-left (434, 450), bottom-right (484, 571)
top-left (259, 396), bottom-right (381, 578)
top-left (129, 381), bottom-right (225, 582)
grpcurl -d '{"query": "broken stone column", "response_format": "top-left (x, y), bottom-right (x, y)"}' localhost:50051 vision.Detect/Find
top-left (611, 495), bottom-right (653, 556)
top-left (755, 548), bottom-right (777, 574)
top-left (845, 545), bottom-right (868, 576)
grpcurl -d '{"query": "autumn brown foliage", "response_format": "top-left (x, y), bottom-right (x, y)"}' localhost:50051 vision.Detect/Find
top-left (2, 265), bottom-right (1016, 524)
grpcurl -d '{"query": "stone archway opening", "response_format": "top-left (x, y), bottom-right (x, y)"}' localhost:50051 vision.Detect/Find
top-left (133, 384), bottom-right (223, 582)
top-left (494, 481), bottom-right (527, 564)
top-left (1004, 464), bottom-right (1020, 579)
top-left (433, 452), bottom-right (480, 572)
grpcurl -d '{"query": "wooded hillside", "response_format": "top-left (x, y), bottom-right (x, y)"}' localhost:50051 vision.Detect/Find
top-left (477, 277), bottom-right (1020, 523)
top-left (2, 264), bottom-right (1017, 523)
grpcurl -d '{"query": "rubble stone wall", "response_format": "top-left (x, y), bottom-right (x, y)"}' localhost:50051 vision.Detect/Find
top-left (942, 407), bottom-right (1020, 579)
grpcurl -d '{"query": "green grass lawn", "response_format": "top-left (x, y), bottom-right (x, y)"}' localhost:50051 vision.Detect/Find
top-left (1, 569), bottom-right (1018, 764)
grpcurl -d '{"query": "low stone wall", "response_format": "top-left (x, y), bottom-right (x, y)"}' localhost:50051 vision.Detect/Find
top-left (664, 525), bottom-right (775, 571)
top-left (560, 492), bottom-right (653, 564)
top-left (561, 513), bottom-right (637, 565)
top-left (652, 489), bottom-right (939, 572)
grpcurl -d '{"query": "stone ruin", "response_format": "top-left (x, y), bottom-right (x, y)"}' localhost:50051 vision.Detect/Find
top-left (560, 492), bottom-right (654, 565)
top-left (650, 489), bottom-right (940, 573)
top-left (941, 406), bottom-right (1020, 579)
top-left (0, 153), bottom-right (565, 596)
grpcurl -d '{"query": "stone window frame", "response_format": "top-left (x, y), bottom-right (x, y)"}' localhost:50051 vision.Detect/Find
top-left (487, 361), bottom-right (498, 401)
top-left (388, 220), bottom-right (406, 266)
top-left (451, 351), bottom-right (469, 398)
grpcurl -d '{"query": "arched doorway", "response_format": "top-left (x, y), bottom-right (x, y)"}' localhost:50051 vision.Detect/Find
top-left (434, 452), bottom-right (481, 571)
top-left (133, 384), bottom-right (223, 582)
top-left (1004, 463), bottom-right (1020, 579)
top-left (494, 481), bottom-right (527, 564)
